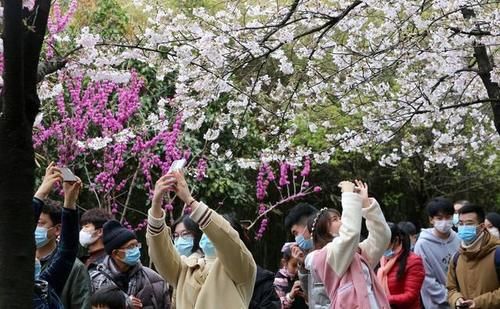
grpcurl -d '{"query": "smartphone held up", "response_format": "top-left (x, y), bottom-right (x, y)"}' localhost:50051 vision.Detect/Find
top-left (168, 159), bottom-right (186, 174)
top-left (60, 167), bottom-right (78, 182)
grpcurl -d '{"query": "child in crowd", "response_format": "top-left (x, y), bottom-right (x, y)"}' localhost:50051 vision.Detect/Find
top-left (274, 243), bottom-right (307, 308)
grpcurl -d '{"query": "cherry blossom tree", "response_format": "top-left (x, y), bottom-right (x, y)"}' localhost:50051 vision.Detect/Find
top-left (42, 0), bottom-right (498, 169)
top-left (29, 0), bottom-right (498, 234)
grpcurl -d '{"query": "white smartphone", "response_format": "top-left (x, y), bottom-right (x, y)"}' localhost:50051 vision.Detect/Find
top-left (168, 159), bottom-right (186, 174)
top-left (60, 167), bottom-right (78, 182)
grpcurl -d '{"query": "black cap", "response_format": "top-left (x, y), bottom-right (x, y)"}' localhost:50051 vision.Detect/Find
top-left (103, 220), bottom-right (136, 255)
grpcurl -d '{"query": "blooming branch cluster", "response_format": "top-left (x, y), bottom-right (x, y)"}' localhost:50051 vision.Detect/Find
top-left (253, 158), bottom-right (320, 239)
top-left (9, 0), bottom-right (499, 230)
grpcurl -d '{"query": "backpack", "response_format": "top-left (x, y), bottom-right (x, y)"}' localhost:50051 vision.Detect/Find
top-left (33, 279), bottom-right (64, 309)
top-left (452, 246), bottom-right (500, 290)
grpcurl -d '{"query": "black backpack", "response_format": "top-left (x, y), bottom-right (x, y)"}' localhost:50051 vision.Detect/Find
top-left (33, 279), bottom-right (64, 309)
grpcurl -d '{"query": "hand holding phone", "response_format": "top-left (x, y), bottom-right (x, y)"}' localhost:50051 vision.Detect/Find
top-left (60, 167), bottom-right (78, 182)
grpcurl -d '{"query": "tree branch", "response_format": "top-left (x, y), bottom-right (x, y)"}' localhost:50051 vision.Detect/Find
top-left (260, 0), bottom-right (300, 43)
top-left (37, 58), bottom-right (68, 83)
top-left (473, 43), bottom-right (500, 135)
top-left (23, 0), bottom-right (51, 124)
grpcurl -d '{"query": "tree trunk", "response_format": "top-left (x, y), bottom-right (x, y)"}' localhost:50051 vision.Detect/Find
top-left (0, 0), bottom-right (51, 306)
top-left (474, 44), bottom-right (500, 136)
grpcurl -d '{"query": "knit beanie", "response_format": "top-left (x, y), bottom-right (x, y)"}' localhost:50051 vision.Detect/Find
top-left (103, 220), bottom-right (137, 255)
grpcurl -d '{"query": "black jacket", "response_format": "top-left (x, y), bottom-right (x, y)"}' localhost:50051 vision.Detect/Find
top-left (249, 266), bottom-right (280, 309)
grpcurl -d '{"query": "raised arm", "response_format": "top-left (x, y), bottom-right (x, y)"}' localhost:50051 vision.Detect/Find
top-left (356, 180), bottom-right (391, 267)
top-left (146, 174), bottom-right (184, 286)
top-left (190, 202), bottom-right (256, 284)
top-left (172, 171), bottom-right (256, 285)
top-left (358, 198), bottom-right (391, 267)
top-left (40, 178), bottom-right (81, 295)
top-left (324, 181), bottom-right (363, 276)
top-left (33, 162), bottom-right (62, 225)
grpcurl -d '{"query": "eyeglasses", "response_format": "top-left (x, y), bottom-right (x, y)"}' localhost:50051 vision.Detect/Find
top-left (120, 243), bottom-right (141, 250)
top-left (173, 230), bottom-right (193, 240)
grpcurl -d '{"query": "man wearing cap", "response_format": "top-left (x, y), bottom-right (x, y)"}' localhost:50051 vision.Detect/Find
top-left (89, 220), bottom-right (170, 308)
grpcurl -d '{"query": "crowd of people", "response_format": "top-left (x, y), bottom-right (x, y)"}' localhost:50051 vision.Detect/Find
top-left (31, 163), bottom-right (500, 309)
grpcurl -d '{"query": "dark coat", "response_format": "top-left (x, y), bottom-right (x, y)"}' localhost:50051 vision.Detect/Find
top-left (89, 256), bottom-right (170, 308)
top-left (249, 265), bottom-right (281, 309)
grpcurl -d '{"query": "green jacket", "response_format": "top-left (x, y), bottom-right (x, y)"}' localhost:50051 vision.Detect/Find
top-left (42, 255), bottom-right (92, 309)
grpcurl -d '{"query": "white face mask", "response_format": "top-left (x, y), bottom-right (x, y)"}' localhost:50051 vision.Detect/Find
top-left (434, 219), bottom-right (453, 234)
top-left (488, 227), bottom-right (500, 239)
top-left (79, 229), bottom-right (98, 247)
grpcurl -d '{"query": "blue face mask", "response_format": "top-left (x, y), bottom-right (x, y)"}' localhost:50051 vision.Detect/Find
top-left (453, 214), bottom-right (459, 226)
top-left (295, 234), bottom-right (313, 251)
top-left (174, 236), bottom-right (194, 257)
top-left (200, 234), bottom-right (216, 257)
top-left (458, 225), bottom-right (478, 244)
top-left (34, 259), bottom-right (41, 280)
top-left (383, 249), bottom-right (395, 258)
top-left (123, 247), bottom-right (141, 266)
top-left (35, 226), bottom-right (50, 248)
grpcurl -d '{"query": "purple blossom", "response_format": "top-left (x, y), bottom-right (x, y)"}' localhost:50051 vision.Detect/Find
top-left (196, 158), bottom-right (208, 181)
top-left (278, 162), bottom-right (290, 187)
top-left (164, 203), bottom-right (174, 212)
top-left (300, 157), bottom-right (311, 177)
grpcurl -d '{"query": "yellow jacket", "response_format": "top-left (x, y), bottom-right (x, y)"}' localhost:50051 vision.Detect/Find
top-left (146, 202), bottom-right (257, 309)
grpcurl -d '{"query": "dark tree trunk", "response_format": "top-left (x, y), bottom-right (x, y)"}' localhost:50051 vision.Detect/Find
top-left (0, 0), bottom-right (51, 306)
top-left (461, 8), bottom-right (500, 136)
top-left (474, 45), bottom-right (500, 136)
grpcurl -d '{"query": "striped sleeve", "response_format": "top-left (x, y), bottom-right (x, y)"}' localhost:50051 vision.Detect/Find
top-left (147, 208), bottom-right (166, 235)
top-left (274, 271), bottom-right (293, 308)
top-left (189, 202), bottom-right (212, 228)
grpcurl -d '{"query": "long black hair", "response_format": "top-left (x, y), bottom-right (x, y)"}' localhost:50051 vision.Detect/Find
top-left (388, 222), bottom-right (411, 280)
top-left (172, 215), bottom-right (202, 254)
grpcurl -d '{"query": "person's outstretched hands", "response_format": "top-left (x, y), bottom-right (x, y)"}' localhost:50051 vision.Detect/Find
top-left (63, 176), bottom-right (82, 210)
top-left (171, 171), bottom-right (193, 204)
top-left (152, 174), bottom-right (177, 209)
top-left (35, 162), bottom-right (62, 200)
top-left (354, 180), bottom-right (371, 208)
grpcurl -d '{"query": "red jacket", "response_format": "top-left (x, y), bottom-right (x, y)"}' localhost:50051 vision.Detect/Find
top-left (386, 252), bottom-right (425, 309)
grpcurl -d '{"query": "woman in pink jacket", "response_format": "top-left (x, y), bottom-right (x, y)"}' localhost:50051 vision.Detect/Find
top-left (310, 180), bottom-right (392, 308)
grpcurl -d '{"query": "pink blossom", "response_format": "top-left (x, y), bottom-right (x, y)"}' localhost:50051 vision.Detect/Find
top-left (196, 158), bottom-right (208, 181)
top-left (278, 162), bottom-right (290, 187)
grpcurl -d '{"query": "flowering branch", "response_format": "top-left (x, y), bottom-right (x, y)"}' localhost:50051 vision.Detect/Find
top-left (120, 165), bottom-right (140, 224)
top-left (251, 158), bottom-right (321, 239)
